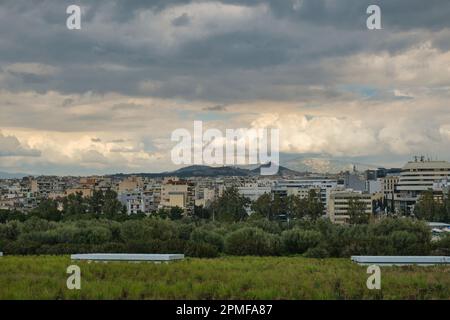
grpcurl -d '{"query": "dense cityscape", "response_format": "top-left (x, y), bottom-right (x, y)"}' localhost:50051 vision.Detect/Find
top-left (1, 156), bottom-right (450, 226)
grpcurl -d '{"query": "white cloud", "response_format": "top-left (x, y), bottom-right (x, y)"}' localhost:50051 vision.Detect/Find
top-left (251, 113), bottom-right (379, 157)
top-left (330, 42), bottom-right (450, 89)
top-left (0, 131), bottom-right (41, 157)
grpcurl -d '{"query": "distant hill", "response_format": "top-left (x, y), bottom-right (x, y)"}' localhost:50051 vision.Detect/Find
top-left (171, 165), bottom-right (250, 177)
top-left (250, 162), bottom-right (305, 177)
top-left (281, 156), bottom-right (380, 174)
top-left (0, 171), bottom-right (30, 179)
top-left (112, 164), bottom-right (304, 178)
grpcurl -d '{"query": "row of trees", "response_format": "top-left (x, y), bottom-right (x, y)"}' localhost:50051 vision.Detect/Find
top-left (1, 187), bottom-right (326, 224)
top-left (250, 190), bottom-right (324, 221)
top-left (200, 187), bottom-right (325, 222)
top-left (0, 216), bottom-right (447, 257)
top-left (205, 187), bottom-right (376, 225)
top-left (0, 190), bottom-right (185, 223)
top-left (3, 190), bottom-right (129, 222)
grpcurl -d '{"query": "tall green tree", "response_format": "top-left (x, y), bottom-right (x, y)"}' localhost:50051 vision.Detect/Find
top-left (103, 190), bottom-right (124, 218)
top-left (348, 197), bottom-right (369, 225)
top-left (63, 192), bottom-right (86, 216)
top-left (304, 190), bottom-right (324, 221)
top-left (32, 199), bottom-right (61, 221)
top-left (169, 206), bottom-right (184, 220)
top-left (251, 193), bottom-right (272, 219)
top-left (414, 190), bottom-right (446, 222)
top-left (88, 190), bottom-right (104, 215)
top-left (212, 186), bottom-right (250, 222)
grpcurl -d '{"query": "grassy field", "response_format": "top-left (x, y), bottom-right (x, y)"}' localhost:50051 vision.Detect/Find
top-left (0, 255), bottom-right (449, 299)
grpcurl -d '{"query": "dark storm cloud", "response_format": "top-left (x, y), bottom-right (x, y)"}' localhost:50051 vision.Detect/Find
top-left (0, 0), bottom-right (449, 102)
top-left (238, 0), bottom-right (450, 31)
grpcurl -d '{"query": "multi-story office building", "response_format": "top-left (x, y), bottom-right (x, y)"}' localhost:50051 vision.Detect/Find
top-left (382, 175), bottom-right (399, 213)
top-left (394, 159), bottom-right (450, 213)
top-left (329, 189), bottom-right (384, 224)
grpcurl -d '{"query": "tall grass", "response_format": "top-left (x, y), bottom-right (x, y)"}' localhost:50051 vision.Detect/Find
top-left (0, 256), bottom-right (449, 299)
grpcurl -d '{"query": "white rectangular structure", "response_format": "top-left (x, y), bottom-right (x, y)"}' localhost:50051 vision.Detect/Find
top-left (71, 253), bottom-right (184, 262)
top-left (0, 252), bottom-right (3, 257)
top-left (351, 256), bottom-right (450, 266)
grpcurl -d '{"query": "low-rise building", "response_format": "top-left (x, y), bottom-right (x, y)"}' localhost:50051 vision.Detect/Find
top-left (118, 190), bottom-right (158, 215)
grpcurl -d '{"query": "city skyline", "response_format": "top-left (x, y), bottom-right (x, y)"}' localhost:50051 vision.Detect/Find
top-left (1, 1), bottom-right (450, 175)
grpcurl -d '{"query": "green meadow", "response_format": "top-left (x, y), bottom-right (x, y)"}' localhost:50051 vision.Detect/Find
top-left (0, 255), bottom-right (449, 300)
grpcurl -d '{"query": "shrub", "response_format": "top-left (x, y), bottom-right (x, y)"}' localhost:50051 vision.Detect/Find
top-left (190, 229), bottom-right (224, 251)
top-left (389, 230), bottom-right (424, 255)
top-left (224, 227), bottom-right (280, 256)
top-left (20, 217), bottom-right (55, 233)
top-left (19, 230), bottom-right (60, 245)
top-left (281, 229), bottom-right (321, 254)
top-left (71, 226), bottom-right (112, 245)
top-left (248, 219), bottom-right (282, 234)
top-left (120, 220), bottom-right (150, 242)
top-left (177, 223), bottom-right (194, 240)
top-left (3, 239), bottom-right (41, 255)
top-left (185, 241), bottom-right (219, 258)
top-left (92, 242), bottom-right (128, 253)
top-left (0, 221), bottom-right (21, 241)
top-left (431, 235), bottom-right (450, 255)
top-left (304, 245), bottom-right (329, 258)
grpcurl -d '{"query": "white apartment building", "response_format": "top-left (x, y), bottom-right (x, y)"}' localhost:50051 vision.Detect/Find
top-left (237, 182), bottom-right (272, 202)
top-left (118, 190), bottom-right (158, 215)
top-left (272, 179), bottom-right (340, 211)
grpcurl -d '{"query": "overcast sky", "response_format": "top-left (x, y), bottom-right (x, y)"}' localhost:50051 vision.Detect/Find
top-left (1, 0), bottom-right (450, 175)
